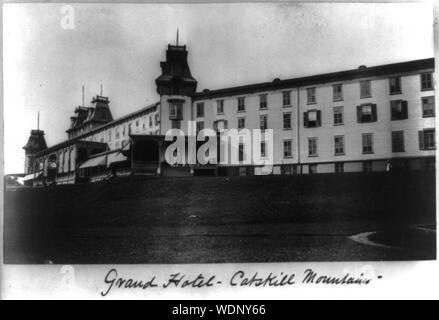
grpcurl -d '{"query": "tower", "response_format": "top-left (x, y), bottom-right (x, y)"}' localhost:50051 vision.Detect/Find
top-left (155, 41), bottom-right (197, 134)
top-left (23, 129), bottom-right (47, 174)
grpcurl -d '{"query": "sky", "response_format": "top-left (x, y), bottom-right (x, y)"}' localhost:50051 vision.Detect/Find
top-left (3, 2), bottom-right (435, 174)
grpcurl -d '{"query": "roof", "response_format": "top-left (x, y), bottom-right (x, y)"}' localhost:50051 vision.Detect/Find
top-left (34, 102), bottom-right (159, 157)
top-left (35, 140), bottom-right (107, 157)
top-left (79, 155), bottom-right (107, 169)
top-left (192, 58), bottom-right (435, 100)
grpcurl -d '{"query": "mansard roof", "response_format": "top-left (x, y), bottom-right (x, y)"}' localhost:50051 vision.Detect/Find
top-left (34, 102), bottom-right (159, 157)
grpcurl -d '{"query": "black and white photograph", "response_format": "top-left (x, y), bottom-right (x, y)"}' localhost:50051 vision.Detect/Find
top-left (1, 1), bottom-right (438, 300)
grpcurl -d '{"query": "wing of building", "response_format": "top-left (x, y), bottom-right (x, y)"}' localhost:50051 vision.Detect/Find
top-left (22, 43), bottom-right (435, 186)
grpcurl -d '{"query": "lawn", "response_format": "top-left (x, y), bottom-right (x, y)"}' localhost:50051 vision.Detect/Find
top-left (3, 171), bottom-right (436, 263)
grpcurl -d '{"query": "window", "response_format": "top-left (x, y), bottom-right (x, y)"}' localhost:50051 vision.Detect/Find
top-left (421, 73), bottom-right (433, 90)
top-left (333, 106), bottom-right (344, 125)
top-left (363, 161), bottom-right (372, 172)
top-left (196, 103), bottom-right (204, 117)
top-left (196, 121), bottom-right (204, 134)
top-left (169, 101), bottom-right (183, 120)
top-left (261, 141), bottom-right (267, 158)
top-left (362, 133), bottom-right (374, 154)
top-left (335, 162), bottom-right (344, 174)
top-left (307, 87), bottom-right (316, 104)
top-left (155, 113), bottom-right (159, 125)
top-left (171, 120), bottom-right (181, 129)
top-left (389, 77), bottom-right (401, 94)
top-left (217, 100), bottom-right (224, 114)
top-left (283, 140), bottom-right (292, 158)
top-left (116, 130), bottom-right (120, 139)
top-left (282, 91), bottom-right (291, 106)
top-left (422, 96), bottom-right (435, 117)
top-left (334, 136), bottom-right (345, 155)
top-left (283, 113), bottom-right (292, 130)
top-left (237, 97), bottom-right (245, 112)
top-left (122, 126), bottom-right (126, 136)
top-left (419, 129), bottom-right (435, 150)
top-left (392, 131), bottom-right (405, 152)
top-left (136, 120), bottom-right (139, 127)
top-left (238, 117), bottom-right (245, 129)
top-left (213, 120), bottom-right (228, 132)
top-left (238, 143), bottom-right (245, 162)
top-left (259, 94), bottom-right (268, 109)
top-left (390, 100), bottom-right (408, 120)
top-left (129, 123), bottom-right (132, 134)
top-left (360, 80), bottom-right (371, 98)
top-left (357, 104), bottom-right (377, 123)
top-left (304, 110), bottom-right (321, 128)
top-left (149, 116), bottom-right (153, 127)
top-left (308, 138), bottom-right (318, 156)
top-left (309, 164), bottom-right (317, 174)
top-left (260, 115), bottom-right (268, 131)
top-left (333, 84), bottom-right (343, 101)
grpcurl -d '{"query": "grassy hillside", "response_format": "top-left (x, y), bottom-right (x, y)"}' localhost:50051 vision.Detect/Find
top-left (3, 172), bottom-right (436, 263)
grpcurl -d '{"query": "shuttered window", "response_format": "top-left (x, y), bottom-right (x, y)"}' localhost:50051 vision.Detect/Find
top-left (422, 96), bottom-right (435, 117)
top-left (357, 104), bottom-right (377, 123)
top-left (304, 110), bottom-right (322, 128)
top-left (390, 100), bottom-right (408, 120)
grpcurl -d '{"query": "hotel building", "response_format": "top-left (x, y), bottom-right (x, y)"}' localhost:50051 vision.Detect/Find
top-left (22, 43), bottom-right (435, 185)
